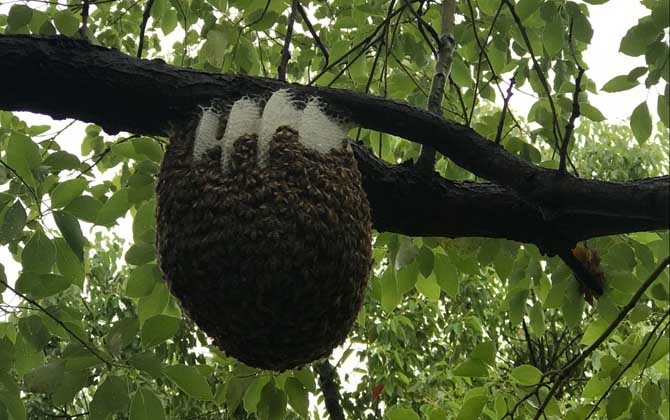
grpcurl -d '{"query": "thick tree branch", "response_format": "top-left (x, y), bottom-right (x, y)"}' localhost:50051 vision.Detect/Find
top-left (0, 35), bottom-right (667, 249)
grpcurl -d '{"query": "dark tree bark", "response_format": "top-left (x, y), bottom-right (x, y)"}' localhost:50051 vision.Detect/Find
top-left (0, 35), bottom-right (667, 254)
top-left (317, 362), bottom-right (346, 420)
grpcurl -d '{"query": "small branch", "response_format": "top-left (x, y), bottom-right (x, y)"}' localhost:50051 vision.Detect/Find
top-left (0, 158), bottom-right (42, 217)
top-left (0, 278), bottom-right (123, 368)
top-left (560, 19), bottom-right (586, 174)
top-left (317, 361), bottom-right (345, 420)
top-left (584, 310), bottom-right (670, 420)
top-left (495, 77), bottom-right (515, 144)
top-left (136, 0), bottom-right (156, 58)
top-left (79, 0), bottom-right (90, 33)
top-left (416, 0), bottom-right (456, 171)
top-left (503, 0), bottom-right (563, 150)
top-left (241, 0), bottom-right (270, 30)
top-left (277, 0), bottom-right (297, 82)
top-left (295, 2), bottom-right (329, 69)
top-left (559, 67), bottom-right (584, 174)
top-left (403, 0), bottom-right (440, 56)
top-left (532, 256), bottom-right (670, 420)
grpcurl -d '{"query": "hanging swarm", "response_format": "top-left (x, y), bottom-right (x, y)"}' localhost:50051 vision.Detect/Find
top-left (156, 90), bottom-right (372, 371)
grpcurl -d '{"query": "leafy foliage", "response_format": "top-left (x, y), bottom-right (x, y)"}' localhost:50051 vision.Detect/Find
top-left (0, 0), bottom-right (669, 419)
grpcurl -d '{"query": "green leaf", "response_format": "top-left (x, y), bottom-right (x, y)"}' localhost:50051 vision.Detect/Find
top-left (582, 375), bottom-right (610, 399)
top-left (129, 388), bottom-right (166, 420)
top-left (90, 376), bottom-right (130, 420)
top-left (606, 387), bottom-right (632, 419)
top-left (0, 200), bottom-right (26, 244)
top-left (141, 315), bottom-right (179, 348)
top-left (133, 199), bottom-right (156, 244)
top-left (294, 368), bottom-right (316, 393)
top-left (163, 365), bottom-right (214, 401)
top-left (257, 382), bottom-right (287, 420)
top-left (386, 407), bottom-right (420, 420)
top-left (511, 365), bottom-right (542, 385)
top-left (96, 188), bottom-right (130, 226)
top-left (132, 138), bottom-right (163, 162)
top-left (602, 75), bottom-right (640, 92)
top-left (428, 407), bottom-right (448, 420)
top-left (24, 360), bottom-right (65, 394)
top-left (21, 230), bottom-right (55, 274)
top-left (620, 20), bottom-right (661, 57)
top-left (454, 359), bottom-right (489, 377)
top-left (105, 318), bottom-right (139, 353)
top-left (125, 243), bottom-right (156, 265)
top-left (416, 274), bottom-right (441, 301)
top-left (137, 282), bottom-right (170, 324)
top-left (244, 376), bottom-right (271, 413)
top-left (126, 264), bottom-right (161, 298)
top-left (18, 316), bottom-right (50, 351)
top-left (284, 378), bottom-right (308, 418)
top-left (349, 55), bottom-right (369, 85)
top-left (0, 372), bottom-right (26, 420)
top-left (53, 211), bottom-right (86, 261)
top-left (658, 92), bottom-right (669, 128)
top-left (6, 132), bottom-right (40, 187)
top-left (451, 57), bottom-right (471, 87)
top-left (529, 303), bottom-right (546, 336)
top-left (479, 0), bottom-right (500, 15)
top-left (630, 101), bottom-right (652, 144)
top-left (456, 387), bottom-right (488, 420)
top-left (129, 352), bottom-right (163, 379)
top-left (64, 195), bottom-right (102, 223)
top-left (572, 12), bottom-right (593, 43)
top-left (380, 269), bottom-right (399, 312)
top-left (543, 21), bottom-right (563, 56)
top-left (396, 262), bottom-right (418, 295)
top-left (203, 30), bottom-right (228, 68)
top-left (472, 341), bottom-right (496, 365)
top-left (516, 0), bottom-right (543, 22)
top-left (16, 272), bottom-right (72, 299)
top-left (580, 319), bottom-right (609, 345)
top-left (54, 10), bottom-right (79, 36)
top-left (50, 178), bottom-right (87, 208)
top-left (434, 254), bottom-right (459, 297)
top-left (7, 5), bottom-right (33, 27)
top-left (54, 238), bottom-right (85, 288)
top-left (51, 369), bottom-right (89, 406)
top-left (43, 151), bottom-right (80, 172)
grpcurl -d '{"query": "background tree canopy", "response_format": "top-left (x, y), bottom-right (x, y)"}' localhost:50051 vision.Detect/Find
top-left (0, 0), bottom-right (668, 419)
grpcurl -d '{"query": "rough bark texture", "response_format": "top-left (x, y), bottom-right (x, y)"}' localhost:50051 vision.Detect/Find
top-left (0, 35), bottom-right (668, 252)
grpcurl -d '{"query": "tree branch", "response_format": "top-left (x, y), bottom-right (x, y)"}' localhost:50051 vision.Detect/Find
top-left (317, 361), bottom-right (345, 420)
top-left (0, 35), bottom-right (667, 247)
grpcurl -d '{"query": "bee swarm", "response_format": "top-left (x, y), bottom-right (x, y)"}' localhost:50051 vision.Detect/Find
top-left (156, 91), bottom-right (372, 371)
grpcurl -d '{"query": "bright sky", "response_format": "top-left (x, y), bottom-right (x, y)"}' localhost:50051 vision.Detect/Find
top-left (0, 0), bottom-right (660, 403)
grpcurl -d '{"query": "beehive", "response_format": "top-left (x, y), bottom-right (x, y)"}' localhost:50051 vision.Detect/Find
top-left (156, 91), bottom-right (372, 370)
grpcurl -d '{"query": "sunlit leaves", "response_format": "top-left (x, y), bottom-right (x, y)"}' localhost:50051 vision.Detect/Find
top-left (284, 378), bottom-right (308, 418)
top-left (5, 132), bottom-right (40, 187)
top-left (511, 365), bottom-right (542, 385)
top-left (456, 387), bottom-right (488, 420)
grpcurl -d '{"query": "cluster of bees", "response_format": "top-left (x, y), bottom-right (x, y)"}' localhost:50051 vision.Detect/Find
top-left (156, 92), bottom-right (372, 370)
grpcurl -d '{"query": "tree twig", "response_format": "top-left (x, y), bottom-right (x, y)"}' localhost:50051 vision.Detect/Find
top-left (136, 0), bottom-right (156, 58)
top-left (415, 0), bottom-right (455, 171)
top-left (295, 1), bottom-right (329, 70)
top-left (317, 361), bottom-right (345, 420)
top-left (277, 0), bottom-right (297, 82)
top-left (495, 77), bottom-right (515, 144)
